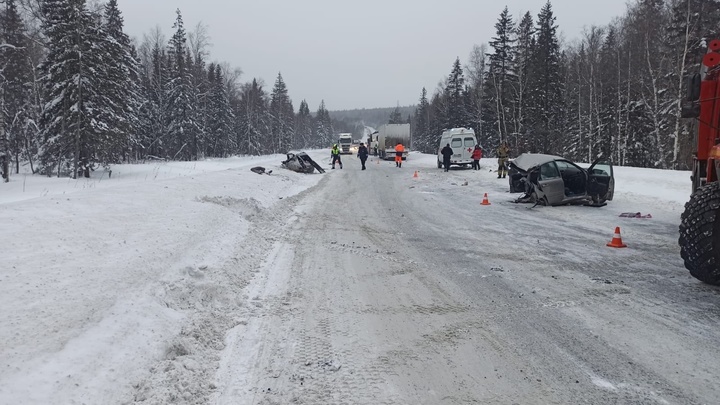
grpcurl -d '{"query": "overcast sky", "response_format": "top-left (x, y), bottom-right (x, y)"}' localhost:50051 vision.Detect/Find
top-left (117, 0), bottom-right (630, 111)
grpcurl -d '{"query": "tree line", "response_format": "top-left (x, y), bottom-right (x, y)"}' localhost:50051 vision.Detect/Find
top-left (0, 0), bottom-right (343, 179)
top-left (411, 0), bottom-right (720, 169)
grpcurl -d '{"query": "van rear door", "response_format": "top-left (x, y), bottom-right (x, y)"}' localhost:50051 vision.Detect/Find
top-left (463, 137), bottom-right (476, 161)
top-left (451, 138), bottom-right (463, 162)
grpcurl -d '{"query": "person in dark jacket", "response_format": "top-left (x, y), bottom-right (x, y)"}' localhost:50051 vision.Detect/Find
top-left (441, 143), bottom-right (453, 172)
top-left (357, 142), bottom-right (369, 170)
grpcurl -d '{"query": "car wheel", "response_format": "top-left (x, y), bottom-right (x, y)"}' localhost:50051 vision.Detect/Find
top-left (437, 160), bottom-right (442, 169)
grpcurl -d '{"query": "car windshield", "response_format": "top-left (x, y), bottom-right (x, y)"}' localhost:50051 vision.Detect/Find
top-left (464, 137), bottom-right (475, 147)
top-left (451, 138), bottom-right (462, 148)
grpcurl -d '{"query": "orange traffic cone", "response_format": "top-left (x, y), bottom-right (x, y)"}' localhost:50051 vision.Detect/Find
top-left (606, 227), bottom-right (627, 248)
top-left (413, 170), bottom-right (418, 178)
top-left (480, 193), bottom-right (491, 206)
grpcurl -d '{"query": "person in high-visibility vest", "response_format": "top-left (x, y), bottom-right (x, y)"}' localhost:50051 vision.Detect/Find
top-left (394, 143), bottom-right (405, 168)
top-left (331, 144), bottom-right (343, 169)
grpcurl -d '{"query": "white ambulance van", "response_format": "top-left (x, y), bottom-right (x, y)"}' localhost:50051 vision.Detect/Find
top-left (437, 128), bottom-right (478, 168)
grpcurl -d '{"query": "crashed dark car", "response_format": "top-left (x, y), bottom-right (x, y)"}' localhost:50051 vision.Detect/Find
top-left (508, 153), bottom-right (615, 206)
top-left (281, 152), bottom-right (325, 174)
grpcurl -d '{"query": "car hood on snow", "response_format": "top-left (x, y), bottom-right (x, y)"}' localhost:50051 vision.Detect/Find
top-left (511, 153), bottom-right (563, 171)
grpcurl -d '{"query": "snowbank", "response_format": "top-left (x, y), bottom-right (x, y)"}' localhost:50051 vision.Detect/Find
top-left (0, 152), bottom-right (326, 404)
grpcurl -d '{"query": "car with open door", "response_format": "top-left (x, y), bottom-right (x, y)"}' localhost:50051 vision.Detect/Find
top-left (508, 153), bottom-right (615, 207)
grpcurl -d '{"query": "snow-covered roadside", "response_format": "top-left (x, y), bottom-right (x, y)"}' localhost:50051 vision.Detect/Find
top-left (0, 152), bottom-right (326, 404)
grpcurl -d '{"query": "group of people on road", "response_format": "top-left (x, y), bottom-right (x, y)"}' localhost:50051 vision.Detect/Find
top-left (332, 140), bottom-right (510, 175)
top-left (440, 141), bottom-right (511, 177)
top-left (330, 141), bottom-right (404, 171)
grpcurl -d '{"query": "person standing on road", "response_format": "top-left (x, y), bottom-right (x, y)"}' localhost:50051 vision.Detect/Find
top-left (441, 143), bottom-right (453, 172)
top-left (394, 142), bottom-right (405, 168)
top-left (497, 141), bottom-right (510, 178)
top-left (331, 144), bottom-right (343, 169)
top-left (471, 145), bottom-right (482, 171)
top-left (357, 142), bottom-right (369, 170)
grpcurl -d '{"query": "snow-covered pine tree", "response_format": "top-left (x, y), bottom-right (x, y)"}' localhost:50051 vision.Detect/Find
top-left (412, 88), bottom-right (432, 153)
top-left (136, 34), bottom-right (171, 159)
top-left (1, 0), bottom-right (32, 175)
top-left (485, 6), bottom-right (516, 148)
top-left (101, 0), bottom-right (138, 164)
top-left (39, 0), bottom-right (115, 178)
top-left (166, 9), bottom-right (200, 161)
top-left (315, 100), bottom-right (333, 148)
top-left (188, 24), bottom-right (211, 158)
top-left (511, 11), bottom-right (534, 153)
top-left (429, 90), bottom-right (447, 145)
top-left (207, 63), bottom-right (234, 157)
top-left (269, 72), bottom-right (294, 153)
top-left (237, 79), bottom-right (269, 155)
top-left (526, 1), bottom-right (564, 154)
top-left (444, 58), bottom-right (467, 129)
top-left (294, 99), bottom-right (313, 149)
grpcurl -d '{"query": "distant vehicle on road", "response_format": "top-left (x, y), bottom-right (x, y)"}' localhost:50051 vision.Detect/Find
top-left (338, 133), bottom-right (353, 155)
top-left (436, 128), bottom-right (477, 169)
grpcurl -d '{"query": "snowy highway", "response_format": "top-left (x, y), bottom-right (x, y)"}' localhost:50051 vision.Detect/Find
top-left (1, 152), bottom-right (720, 404)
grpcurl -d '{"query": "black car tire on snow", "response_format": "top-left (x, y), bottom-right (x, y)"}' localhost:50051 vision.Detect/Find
top-left (438, 160), bottom-right (442, 169)
top-left (679, 181), bottom-right (720, 285)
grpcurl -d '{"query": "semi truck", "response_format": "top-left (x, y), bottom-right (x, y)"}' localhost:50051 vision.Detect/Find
top-left (338, 133), bottom-right (353, 155)
top-left (376, 124), bottom-right (410, 160)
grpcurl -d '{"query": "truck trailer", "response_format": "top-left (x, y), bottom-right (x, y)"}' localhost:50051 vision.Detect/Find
top-left (376, 124), bottom-right (410, 160)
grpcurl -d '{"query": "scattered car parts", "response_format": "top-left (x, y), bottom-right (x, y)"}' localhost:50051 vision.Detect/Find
top-left (281, 152), bottom-right (326, 174)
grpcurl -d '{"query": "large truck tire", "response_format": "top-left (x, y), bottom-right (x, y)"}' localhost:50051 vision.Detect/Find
top-left (679, 181), bottom-right (720, 285)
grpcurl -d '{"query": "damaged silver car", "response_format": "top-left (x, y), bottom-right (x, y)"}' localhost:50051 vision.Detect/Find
top-left (508, 153), bottom-right (615, 207)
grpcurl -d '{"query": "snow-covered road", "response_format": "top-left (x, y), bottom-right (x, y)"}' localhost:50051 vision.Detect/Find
top-left (2, 152), bottom-right (719, 404)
